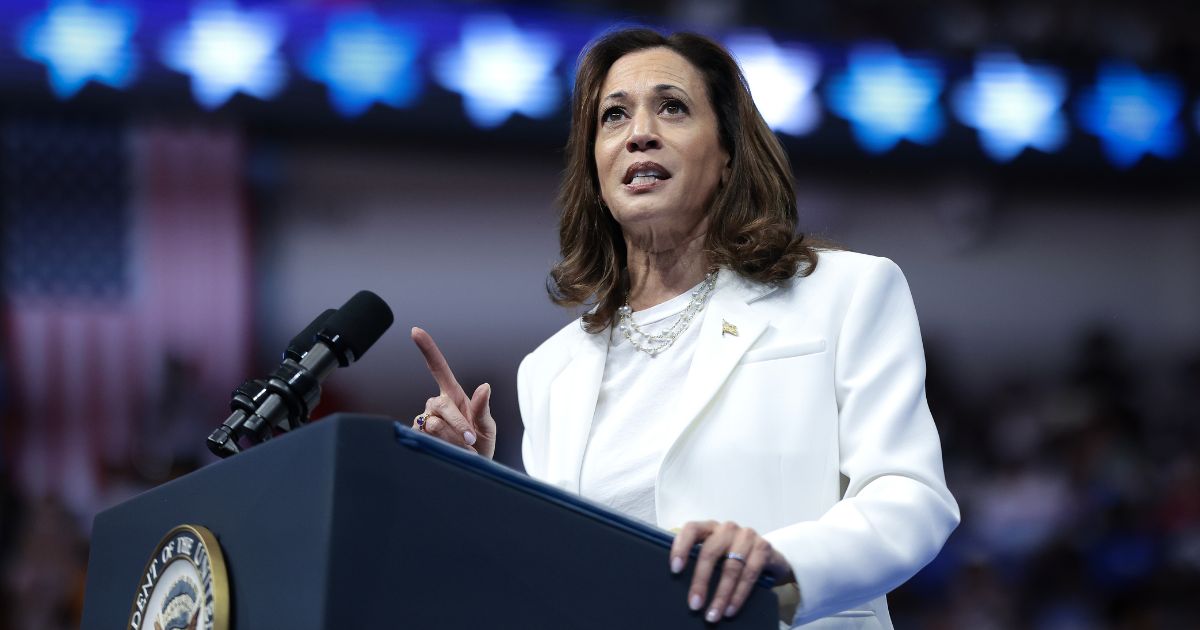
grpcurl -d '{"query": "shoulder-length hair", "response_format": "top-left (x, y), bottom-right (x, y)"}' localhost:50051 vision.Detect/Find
top-left (551, 28), bottom-right (819, 333)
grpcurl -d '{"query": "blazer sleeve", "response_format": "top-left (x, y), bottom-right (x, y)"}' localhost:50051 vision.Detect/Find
top-left (762, 256), bottom-right (960, 625)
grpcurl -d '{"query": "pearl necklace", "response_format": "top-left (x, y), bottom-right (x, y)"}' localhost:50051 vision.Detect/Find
top-left (617, 270), bottom-right (718, 357)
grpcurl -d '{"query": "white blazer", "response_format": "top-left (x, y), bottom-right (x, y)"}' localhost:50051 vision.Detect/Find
top-left (517, 250), bottom-right (960, 629)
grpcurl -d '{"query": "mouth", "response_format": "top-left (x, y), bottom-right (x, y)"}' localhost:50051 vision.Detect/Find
top-left (622, 161), bottom-right (673, 186)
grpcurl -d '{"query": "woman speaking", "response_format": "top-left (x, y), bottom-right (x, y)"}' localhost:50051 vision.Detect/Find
top-left (409, 28), bottom-right (959, 629)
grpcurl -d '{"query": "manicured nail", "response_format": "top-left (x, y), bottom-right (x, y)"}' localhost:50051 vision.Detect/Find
top-left (464, 431), bottom-right (477, 446)
top-left (706, 608), bottom-right (720, 623)
top-left (689, 594), bottom-right (702, 611)
top-left (725, 605), bottom-right (737, 617)
top-left (671, 557), bottom-right (684, 574)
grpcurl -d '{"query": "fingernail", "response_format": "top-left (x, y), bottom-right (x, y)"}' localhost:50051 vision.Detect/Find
top-left (724, 605), bottom-right (737, 617)
top-left (464, 431), bottom-right (477, 446)
top-left (689, 594), bottom-right (702, 611)
top-left (670, 556), bottom-right (684, 574)
top-left (706, 608), bottom-right (720, 623)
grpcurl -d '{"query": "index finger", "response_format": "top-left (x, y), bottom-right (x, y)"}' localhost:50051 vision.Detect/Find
top-left (411, 327), bottom-right (467, 402)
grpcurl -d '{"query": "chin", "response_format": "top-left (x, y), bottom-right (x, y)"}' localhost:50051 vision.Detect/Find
top-left (610, 202), bottom-right (671, 227)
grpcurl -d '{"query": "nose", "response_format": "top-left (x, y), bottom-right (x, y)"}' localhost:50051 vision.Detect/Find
top-left (625, 110), bottom-right (660, 152)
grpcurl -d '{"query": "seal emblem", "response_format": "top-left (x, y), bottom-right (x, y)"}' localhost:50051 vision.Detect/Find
top-left (127, 525), bottom-right (229, 630)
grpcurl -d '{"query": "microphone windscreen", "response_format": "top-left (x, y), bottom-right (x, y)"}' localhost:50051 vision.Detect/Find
top-left (325, 291), bottom-right (395, 360)
top-left (285, 309), bottom-right (336, 362)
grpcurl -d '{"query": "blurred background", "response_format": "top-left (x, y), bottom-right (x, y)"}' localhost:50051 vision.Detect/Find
top-left (1, 0), bottom-right (1198, 627)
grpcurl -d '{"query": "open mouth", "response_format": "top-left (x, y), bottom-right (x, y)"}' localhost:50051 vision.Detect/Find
top-left (623, 161), bottom-right (672, 186)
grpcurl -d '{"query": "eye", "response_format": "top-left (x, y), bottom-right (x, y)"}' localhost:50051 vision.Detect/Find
top-left (600, 106), bottom-right (627, 124)
top-left (661, 99), bottom-right (688, 116)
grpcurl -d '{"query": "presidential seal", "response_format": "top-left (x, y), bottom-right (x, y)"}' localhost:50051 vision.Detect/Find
top-left (127, 524), bottom-right (229, 630)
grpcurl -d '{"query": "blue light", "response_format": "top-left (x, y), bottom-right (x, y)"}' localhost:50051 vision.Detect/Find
top-left (16, 0), bottom-right (138, 99)
top-left (302, 11), bottom-right (421, 117)
top-left (432, 14), bottom-right (561, 129)
top-left (725, 33), bottom-right (821, 136)
top-left (952, 52), bottom-right (1067, 162)
top-left (826, 44), bottom-right (945, 153)
top-left (1076, 63), bottom-right (1184, 168)
top-left (161, 2), bottom-right (286, 110)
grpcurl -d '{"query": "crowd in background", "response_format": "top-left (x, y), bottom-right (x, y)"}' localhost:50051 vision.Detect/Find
top-left (896, 330), bottom-right (1200, 628)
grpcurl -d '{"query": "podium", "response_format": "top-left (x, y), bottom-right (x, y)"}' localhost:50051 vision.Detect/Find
top-left (81, 414), bottom-right (779, 628)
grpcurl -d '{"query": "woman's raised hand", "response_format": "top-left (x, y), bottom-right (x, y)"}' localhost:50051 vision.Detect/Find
top-left (670, 520), bottom-right (795, 623)
top-left (410, 327), bottom-right (497, 460)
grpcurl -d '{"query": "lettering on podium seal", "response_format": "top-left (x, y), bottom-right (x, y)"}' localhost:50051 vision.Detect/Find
top-left (127, 524), bottom-right (229, 630)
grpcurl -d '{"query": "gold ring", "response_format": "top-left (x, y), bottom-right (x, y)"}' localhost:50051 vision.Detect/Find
top-left (415, 413), bottom-right (430, 431)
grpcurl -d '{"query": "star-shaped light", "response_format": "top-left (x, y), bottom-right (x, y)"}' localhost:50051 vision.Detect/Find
top-left (952, 52), bottom-right (1068, 162)
top-left (161, 2), bottom-right (286, 110)
top-left (826, 44), bottom-right (945, 154)
top-left (303, 11), bottom-right (421, 117)
top-left (17, 0), bottom-right (139, 98)
top-left (1076, 63), bottom-right (1184, 168)
top-left (725, 33), bottom-right (822, 136)
top-left (432, 14), bottom-right (561, 129)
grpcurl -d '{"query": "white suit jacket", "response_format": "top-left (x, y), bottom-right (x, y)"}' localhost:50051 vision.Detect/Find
top-left (517, 251), bottom-right (960, 629)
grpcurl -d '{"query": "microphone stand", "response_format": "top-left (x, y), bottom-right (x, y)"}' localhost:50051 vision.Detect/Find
top-left (207, 309), bottom-right (335, 457)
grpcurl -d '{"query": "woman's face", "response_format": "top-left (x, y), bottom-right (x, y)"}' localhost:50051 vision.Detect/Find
top-left (594, 47), bottom-right (730, 238)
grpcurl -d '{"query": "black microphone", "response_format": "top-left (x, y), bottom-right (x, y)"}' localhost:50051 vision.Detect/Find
top-left (207, 291), bottom-right (394, 458)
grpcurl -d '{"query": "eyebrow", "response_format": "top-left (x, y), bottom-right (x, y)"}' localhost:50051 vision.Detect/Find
top-left (602, 84), bottom-right (691, 102)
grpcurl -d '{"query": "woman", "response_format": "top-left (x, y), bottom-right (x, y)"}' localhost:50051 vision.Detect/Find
top-left (410, 28), bottom-right (959, 629)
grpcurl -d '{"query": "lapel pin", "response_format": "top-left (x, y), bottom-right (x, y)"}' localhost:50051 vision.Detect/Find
top-left (722, 320), bottom-right (739, 337)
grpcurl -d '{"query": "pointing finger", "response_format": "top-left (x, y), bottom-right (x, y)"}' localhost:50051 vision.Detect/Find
top-left (411, 327), bottom-right (467, 405)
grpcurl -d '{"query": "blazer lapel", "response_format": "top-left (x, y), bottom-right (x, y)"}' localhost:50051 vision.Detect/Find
top-left (545, 327), bottom-right (608, 491)
top-left (541, 272), bottom-right (777, 493)
top-left (662, 273), bottom-right (774, 465)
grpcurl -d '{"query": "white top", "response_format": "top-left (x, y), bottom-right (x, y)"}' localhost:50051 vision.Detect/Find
top-left (578, 280), bottom-right (709, 525)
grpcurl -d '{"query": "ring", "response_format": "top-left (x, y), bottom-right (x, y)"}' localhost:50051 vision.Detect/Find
top-left (725, 552), bottom-right (747, 564)
top-left (415, 413), bottom-right (429, 431)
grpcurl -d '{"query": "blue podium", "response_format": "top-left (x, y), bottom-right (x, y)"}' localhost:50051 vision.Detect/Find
top-left (81, 414), bottom-right (778, 628)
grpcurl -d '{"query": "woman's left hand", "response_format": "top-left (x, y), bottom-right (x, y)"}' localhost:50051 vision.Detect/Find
top-left (670, 520), bottom-right (795, 623)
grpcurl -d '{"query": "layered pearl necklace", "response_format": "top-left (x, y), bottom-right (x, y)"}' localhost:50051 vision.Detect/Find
top-left (617, 269), bottom-right (718, 357)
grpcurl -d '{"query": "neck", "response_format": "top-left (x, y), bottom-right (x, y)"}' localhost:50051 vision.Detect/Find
top-left (624, 223), bottom-right (709, 311)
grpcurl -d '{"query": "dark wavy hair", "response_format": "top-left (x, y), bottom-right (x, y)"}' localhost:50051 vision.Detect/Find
top-left (550, 28), bottom-right (820, 333)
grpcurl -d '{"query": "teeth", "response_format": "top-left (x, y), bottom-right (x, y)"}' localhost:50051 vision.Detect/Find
top-left (630, 175), bottom-right (660, 185)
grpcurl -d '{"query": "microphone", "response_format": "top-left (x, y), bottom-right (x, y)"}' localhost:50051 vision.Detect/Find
top-left (207, 291), bottom-right (394, 458)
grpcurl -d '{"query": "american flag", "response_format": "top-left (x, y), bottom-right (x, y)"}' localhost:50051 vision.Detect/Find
top-left (1, 119), bottom-right (252, 517)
